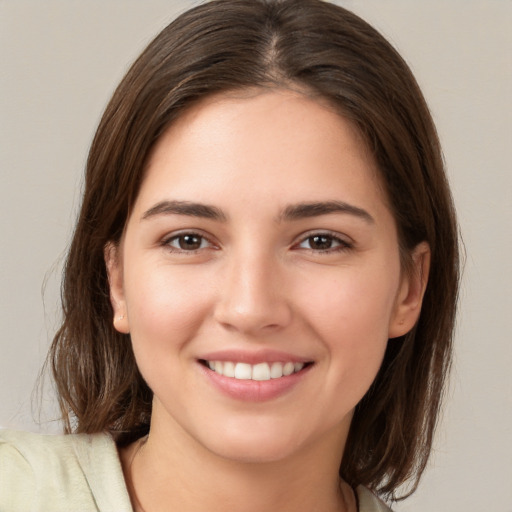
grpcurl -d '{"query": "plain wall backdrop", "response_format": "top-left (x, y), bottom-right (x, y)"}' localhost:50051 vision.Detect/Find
top-left (1, 1), bottom-right (510, 511)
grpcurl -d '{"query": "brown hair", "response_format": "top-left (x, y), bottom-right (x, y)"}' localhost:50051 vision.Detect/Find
top-left (49, 0), bottom-right (459, 500)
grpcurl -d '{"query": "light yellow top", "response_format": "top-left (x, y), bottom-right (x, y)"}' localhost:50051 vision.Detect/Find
top-left (0, 429), bottom-right (392, 512)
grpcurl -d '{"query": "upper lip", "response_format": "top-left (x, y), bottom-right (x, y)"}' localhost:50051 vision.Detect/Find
top-left (198, 349), bottom-right (313, 365)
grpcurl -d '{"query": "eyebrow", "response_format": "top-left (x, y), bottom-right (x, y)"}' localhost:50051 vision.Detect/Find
top-left (141, 199), bottom-right (374, 224)
top-left (279, 201), bottom-right (374, 224)
top-left (141, 200), bottom-right (227, 222)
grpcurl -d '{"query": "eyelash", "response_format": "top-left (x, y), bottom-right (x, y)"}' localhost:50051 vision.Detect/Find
top-left (161, 231), bottom-right (216, 254)
top-left (161, 230), bottom-right (353, 255)
top-left (293, 231), bottom-right (353, 254)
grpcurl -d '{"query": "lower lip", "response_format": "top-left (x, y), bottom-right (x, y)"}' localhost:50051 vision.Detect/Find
top-left (198, 363), bottom-right (312, 402)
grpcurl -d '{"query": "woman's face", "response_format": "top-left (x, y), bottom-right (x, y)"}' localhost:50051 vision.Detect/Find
top-left (108, 89), bottom-right (426, 463)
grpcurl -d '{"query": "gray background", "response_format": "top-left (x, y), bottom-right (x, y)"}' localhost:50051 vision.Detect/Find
top-left (1, 1), bottom-right (511, 510)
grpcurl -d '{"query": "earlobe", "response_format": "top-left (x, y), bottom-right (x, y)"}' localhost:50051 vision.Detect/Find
top-left (388, 241), bottom-right (430, 339)
top-left (104, 242), bottom-right (130, 334)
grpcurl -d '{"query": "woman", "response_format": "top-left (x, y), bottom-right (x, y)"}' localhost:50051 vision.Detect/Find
top-left (0, 1), bottom-right (459, 511)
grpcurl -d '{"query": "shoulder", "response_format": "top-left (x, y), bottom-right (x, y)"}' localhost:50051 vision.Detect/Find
top-left (0, 429), bottom-right (132, 512)
top-left (356, 486), bottom-right (394, 512)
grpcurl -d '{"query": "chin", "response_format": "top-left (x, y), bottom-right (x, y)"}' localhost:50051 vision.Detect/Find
top-left (207, 435), bottom-right (302, 465)
top-left (196, 417), bottom-right (322, 465)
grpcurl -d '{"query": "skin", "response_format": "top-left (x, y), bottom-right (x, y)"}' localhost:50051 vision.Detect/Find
top-left (106, 89), bottom-right (429, 512)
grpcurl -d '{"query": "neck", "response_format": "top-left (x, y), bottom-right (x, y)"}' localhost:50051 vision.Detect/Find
top-left (120, 411), bottom-right (355, 512)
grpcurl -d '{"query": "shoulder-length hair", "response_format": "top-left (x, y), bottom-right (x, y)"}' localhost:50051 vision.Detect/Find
top-left (49, 0), bottom-right (459, 500)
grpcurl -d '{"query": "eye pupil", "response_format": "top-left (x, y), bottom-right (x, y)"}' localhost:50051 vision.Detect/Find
top-left (179, 235), bottom-right (202, 250)
top-left (310, 235), bottom-right (332, 250)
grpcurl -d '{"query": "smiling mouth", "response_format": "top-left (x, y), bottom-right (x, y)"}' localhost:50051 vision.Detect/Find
top-left (200, 360), bottom-right (313, 381)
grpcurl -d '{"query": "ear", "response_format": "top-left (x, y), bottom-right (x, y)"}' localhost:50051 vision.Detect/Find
top-left (388, 241), bottom-right (430, 339)
top-left (104, 241), bottom-right (130, 334)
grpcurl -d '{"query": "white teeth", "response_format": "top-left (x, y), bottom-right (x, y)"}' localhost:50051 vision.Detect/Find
top-left (234, 362), bottom-right (252, 380)
top-left (294, 362), bottom-right (304, 372)
top-left (270, 362), bottom-right (283, 379)
top-left (206, 360), bottom-right (307, 380)
top-left (252, 362), bottom-right (270, 381)
top-left (283, 362), bottom-right (295, 376)
top-left (223, 361), bottom-right (235, 378)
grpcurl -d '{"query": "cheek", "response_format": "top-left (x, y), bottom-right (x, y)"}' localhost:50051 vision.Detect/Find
top-left (123, 263), bottom-right (214, 355)
top-left (300, 265), bottom-right (399, 339)
top-left (297, 265), bottom-right (399, 393)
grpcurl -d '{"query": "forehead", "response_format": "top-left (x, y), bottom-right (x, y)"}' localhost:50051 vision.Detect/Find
top-left (136, 89), bottom-right (388, 216)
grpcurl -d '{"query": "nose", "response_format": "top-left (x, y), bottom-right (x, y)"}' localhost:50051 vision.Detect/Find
top-left (213, 249), bottom-right (293, 335)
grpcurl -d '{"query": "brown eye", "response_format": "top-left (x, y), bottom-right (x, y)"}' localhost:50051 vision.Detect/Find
top-left (297, 233), bottom-right (351, 252)
top-left (179, 234), bottom-right (202, 250)
top-left (308, 235), bottom-right (334, 250)
top-left (167, 233), bottom-right (208, 251)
